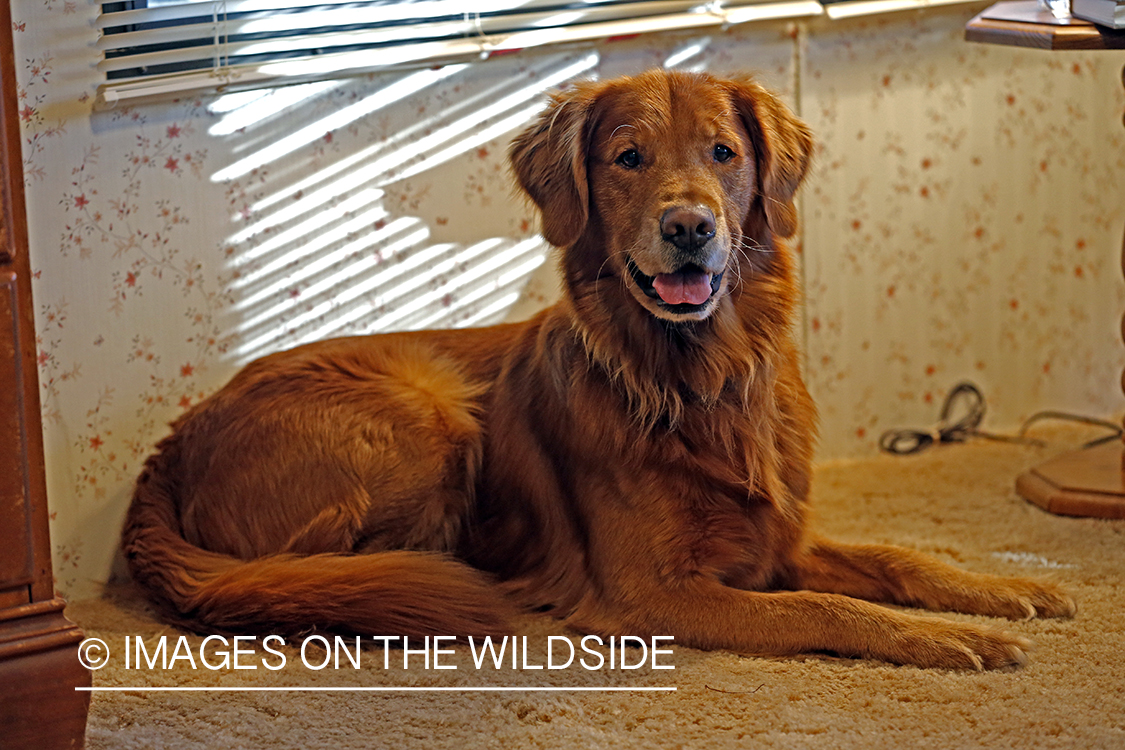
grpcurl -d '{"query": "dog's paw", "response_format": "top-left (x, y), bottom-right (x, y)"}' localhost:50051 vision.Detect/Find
top-left (970, 577), bottom-right (1077, 621)
top-left (881, 617), bottom-right (1033, 671)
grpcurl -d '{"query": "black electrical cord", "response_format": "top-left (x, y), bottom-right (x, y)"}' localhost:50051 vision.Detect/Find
top-left (878, 381), bottom-right (1122, 456)
top-left (1017, 411), bottom-right (1124, 449)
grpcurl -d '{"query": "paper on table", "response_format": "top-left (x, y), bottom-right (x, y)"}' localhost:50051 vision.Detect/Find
top-left (981, 0), bottom-right (1091, 25)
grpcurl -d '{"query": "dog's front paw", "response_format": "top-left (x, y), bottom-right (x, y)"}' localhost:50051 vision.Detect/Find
top-left (1019, 579), bottom-right (1077, 619)
top-left (882, 616), bottom-right (1033, 671)
top-left (972, 576), bottom-right (1077, 621)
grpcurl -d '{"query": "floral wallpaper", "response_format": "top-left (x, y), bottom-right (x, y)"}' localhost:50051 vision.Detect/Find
top-left (801, 14), bottom-right (1125, 455)
top-left (11, 0), bottom-right (1125, 598)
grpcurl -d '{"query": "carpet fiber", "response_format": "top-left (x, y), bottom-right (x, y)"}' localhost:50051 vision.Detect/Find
top-left (72, 427), bottom-right (1124, 749)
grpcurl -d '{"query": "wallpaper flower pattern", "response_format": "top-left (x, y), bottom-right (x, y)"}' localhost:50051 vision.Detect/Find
top-left (11, 0), bottom-right (1125, 597)
top-left (802, 16), bottom-right (1125, 452)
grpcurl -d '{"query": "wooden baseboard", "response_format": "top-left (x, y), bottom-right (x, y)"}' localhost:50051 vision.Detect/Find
top-left (0, 598), bottom-right (91, 749)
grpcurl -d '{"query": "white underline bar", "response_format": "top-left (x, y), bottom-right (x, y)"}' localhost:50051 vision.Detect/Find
top-left (78, 686), bottom-right (677, 692)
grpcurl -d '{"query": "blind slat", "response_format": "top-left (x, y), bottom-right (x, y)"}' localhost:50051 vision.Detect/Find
top-left (823, 0), bottom-right (978, 19)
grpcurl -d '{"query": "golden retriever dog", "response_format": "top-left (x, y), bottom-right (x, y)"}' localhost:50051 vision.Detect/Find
top-left (123, 69), bottom-right (1075, 670)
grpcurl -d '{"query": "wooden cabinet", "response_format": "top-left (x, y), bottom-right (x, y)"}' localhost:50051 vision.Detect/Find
top-left (0, 0), bottom-right (91, 746)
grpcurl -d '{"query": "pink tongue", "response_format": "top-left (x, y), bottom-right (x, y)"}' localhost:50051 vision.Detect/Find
top-left (652, 270), bottom-right (713, 305)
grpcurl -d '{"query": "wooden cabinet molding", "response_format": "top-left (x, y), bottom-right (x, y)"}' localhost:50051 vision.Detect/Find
top-left (0, 0), bottom-right (92, 746)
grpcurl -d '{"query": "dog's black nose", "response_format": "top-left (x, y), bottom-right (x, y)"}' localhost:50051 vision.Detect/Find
top-left (661, 206), bottom-right (716, 252)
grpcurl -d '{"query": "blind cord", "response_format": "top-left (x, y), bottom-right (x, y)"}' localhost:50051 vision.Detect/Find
top-left (878, 381), bottom-right (1122, 456)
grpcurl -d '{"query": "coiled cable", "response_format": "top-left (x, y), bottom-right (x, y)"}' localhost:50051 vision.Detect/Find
top-left (879, 381), bottom-right (1122, 456)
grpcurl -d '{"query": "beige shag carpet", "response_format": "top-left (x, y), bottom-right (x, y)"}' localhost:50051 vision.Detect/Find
top-left (71, 427), bottom-right (1124, 749)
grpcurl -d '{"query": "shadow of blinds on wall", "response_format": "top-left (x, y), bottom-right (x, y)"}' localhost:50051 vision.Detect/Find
top-left (95, 0), bottom-right (824, 107)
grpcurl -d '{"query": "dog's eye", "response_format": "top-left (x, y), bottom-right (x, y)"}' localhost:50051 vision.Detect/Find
top-left (615, 149), bottom-right (642, 169)
top-left (713, 144), bottom-right (735, 163)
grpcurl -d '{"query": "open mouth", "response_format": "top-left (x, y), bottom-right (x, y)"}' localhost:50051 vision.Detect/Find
top-left (626, 257), bottom-right (724, 315)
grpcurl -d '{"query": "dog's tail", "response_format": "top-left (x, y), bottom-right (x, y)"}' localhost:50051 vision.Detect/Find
top-left (121, 443), bottom-right (514, 638)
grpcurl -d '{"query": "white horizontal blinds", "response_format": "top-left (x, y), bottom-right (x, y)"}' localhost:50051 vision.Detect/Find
top-left (95, 0), bottom-right (827, 106)
top-left (99, 0), bottom-right (706, 77)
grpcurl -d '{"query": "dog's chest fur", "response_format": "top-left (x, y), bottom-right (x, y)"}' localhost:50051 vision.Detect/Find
top-left (465, 317), bottom-right (804, 614)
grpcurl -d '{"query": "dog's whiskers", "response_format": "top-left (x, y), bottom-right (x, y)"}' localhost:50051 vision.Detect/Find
top-left (735, 236), bottom-right (771, 254)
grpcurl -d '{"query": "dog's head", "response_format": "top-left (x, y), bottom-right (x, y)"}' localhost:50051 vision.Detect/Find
top-left (510, 70), bottom-right (812, 323)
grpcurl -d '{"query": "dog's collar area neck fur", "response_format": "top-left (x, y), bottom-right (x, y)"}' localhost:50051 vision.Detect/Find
top-left (625, 257), bottom-right (724, 315)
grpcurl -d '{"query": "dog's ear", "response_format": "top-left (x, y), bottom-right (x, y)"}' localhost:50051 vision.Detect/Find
top-left (725, 78), bottom-right (813, 239)
top-left (509, 83), bottom-right (597, 249)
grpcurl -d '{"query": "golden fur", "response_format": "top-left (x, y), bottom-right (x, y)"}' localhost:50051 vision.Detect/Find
top-left (123, 70), bottom-right (1074, 669)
